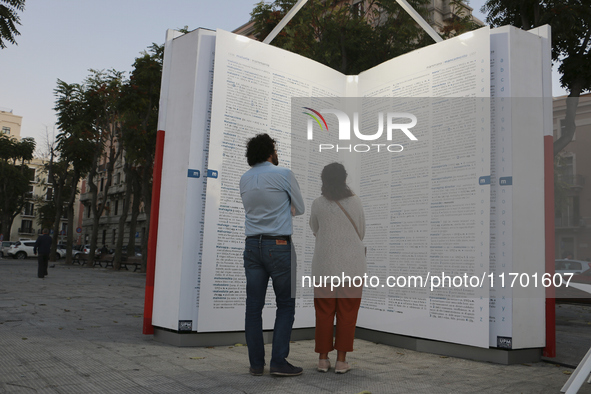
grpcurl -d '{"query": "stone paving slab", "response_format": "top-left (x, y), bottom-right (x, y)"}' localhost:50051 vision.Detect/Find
top-left (0, 258), bottom-right (589, 393)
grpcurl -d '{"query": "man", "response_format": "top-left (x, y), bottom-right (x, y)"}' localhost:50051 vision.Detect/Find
top-left (240, 133), bottom-right (305, 376)
top-left (34, 229), bottom-right (52, 279)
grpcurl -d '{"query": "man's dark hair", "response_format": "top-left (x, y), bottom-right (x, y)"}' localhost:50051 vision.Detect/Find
top-left (245, 133), bottom-right (275, 166)
top-left (42, 228), bottom-right (49, 234)
top-left (321, 162), bottom-right (354, 201)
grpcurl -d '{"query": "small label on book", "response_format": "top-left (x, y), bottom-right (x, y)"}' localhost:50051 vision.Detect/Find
top-left (497, 336), bottom-right (512, 349)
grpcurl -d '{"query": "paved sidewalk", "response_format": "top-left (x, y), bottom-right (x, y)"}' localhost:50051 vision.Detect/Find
top-left (0, 259), bottom-right (589, 394)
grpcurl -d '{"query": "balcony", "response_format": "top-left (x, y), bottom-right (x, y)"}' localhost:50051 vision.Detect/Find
top-left (18, 227), bottom-right (35, 235)
top-left (555, 215), bottom-right (585, 229)
top-left (107, 183), bottom-right (126, 195)
top-left (559, 174), bottom-right (585, 189)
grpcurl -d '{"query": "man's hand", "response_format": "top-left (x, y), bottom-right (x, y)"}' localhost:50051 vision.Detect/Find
top-left (291, 205), bottom-right (296, 216)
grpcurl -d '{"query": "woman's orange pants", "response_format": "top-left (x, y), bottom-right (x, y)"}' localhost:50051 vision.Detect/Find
top-left (314, 286), bottom-right (362, 353)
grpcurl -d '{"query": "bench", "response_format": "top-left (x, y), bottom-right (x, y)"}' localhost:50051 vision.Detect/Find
top-left (72, 254), bottom-right (88, 265)
top-left (100, 254), bottom-right (115, 268)
top-left (72, 253), bottom-right (107, 267)
top-left (120, 256), bottom-right (142, 272)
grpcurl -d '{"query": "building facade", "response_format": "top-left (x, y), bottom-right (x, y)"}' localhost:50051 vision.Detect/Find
top-left (78, 154), bottom-right (147, 250)
top-left (0, 109), bottom-right (22, 141)
top-left (9, 158), bottom-right (80, 244)
top-left (553, 93), bottom-right (591, 261)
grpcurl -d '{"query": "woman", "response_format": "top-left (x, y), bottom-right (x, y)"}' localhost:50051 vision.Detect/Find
top-left (309, 162), bottom-right (366, 374)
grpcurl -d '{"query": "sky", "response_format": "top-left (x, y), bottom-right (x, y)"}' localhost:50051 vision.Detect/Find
top-left (0, 0), bottom-right (566, 150)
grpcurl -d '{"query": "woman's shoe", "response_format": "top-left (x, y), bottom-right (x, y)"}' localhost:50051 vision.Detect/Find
top-left (334, 361), bottom-right (351, 374)
top-left (317, 358), bottom-right (330, 372)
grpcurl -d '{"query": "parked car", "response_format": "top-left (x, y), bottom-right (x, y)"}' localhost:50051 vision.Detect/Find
top-left (1, 241), bottom-right (15, 257)
top-left (8, 240), bottom-right (37, 259)
top-left (555, 259), bottom-right (591, 276)
top-left (570, 269), bottom-right (591, 284)
top-left (8, 240), bottom-right (68, 259)
top-left (122, 245), bottom-right (142, 257)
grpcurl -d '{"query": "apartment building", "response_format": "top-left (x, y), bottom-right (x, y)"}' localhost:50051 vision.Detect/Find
top-left (0, 108), bottom-right (22, 141)
top-left (78, 154), bottom-right (147, 250)
top-left (9, 158), bottom-right (79, 244)
top-left (553, 93), bottom-right (591, 261)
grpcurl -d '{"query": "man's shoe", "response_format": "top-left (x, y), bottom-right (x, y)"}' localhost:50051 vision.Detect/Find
top-left (249, 366), bottom-right (264, 376)
top-left (270, 362), bottom-right (303, 376)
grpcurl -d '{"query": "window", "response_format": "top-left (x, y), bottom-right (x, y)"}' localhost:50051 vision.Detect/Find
top-left (2, 126), bottom-right (10, 134)
top-left (46, 187), bottom-right (53, 201)
top-left (352, 0), bottom-right (364, 17)
top-left (61, 223), bottom-right (67, 235)
top-left (112, 229), bottom-right (116, 244)
top-left (114, 200), bottom-right (119, 216)
top-left (23, 202), bottom-right (34, 216)
top-left (116, 172), bottom-right (121, 184)
top-left (100, 178), bottom-right (104, 192)
top-left (27, 168), bottom-right (35, 182)
top-left (102, 230), bottom-right (106, 246)
top-left (20, 219), bottom-right (33, 233)
top-left (87, 205), bottom-right (91, 218)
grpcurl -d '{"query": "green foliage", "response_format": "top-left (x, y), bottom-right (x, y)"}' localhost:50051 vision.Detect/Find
top-left (120, 44), bottom-right (163, 168)
top-left (482, 0), bottom-right (591, 155)
top-left (482, 0), bottom-right (591, 91)
top-left (0, 134), bottom-right (35, 239)
top-left (0, 0), bottom-right (25, 49)
top-left (251, 0), bottom-right (432, 75)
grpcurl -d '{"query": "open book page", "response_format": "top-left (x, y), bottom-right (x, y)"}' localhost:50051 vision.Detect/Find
top-left (197, 29), bottom-right (349, 331)
top-left (347, 27), bottom-right (492, 347)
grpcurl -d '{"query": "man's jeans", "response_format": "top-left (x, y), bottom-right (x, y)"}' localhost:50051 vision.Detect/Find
top-left (244, 237), bottom-right (296, 369)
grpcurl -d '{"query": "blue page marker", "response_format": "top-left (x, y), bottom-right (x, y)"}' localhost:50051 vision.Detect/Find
top-left (206, 170), bottom-right (218, 179)
top-left (188, 169), bottom-right (200, 178)
top-left (479, 176), bottom-right (491, 185)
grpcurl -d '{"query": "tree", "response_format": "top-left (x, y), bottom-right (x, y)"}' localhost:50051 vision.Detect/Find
top-left (80, 69), bottom-right (124, 267)
top-left (481, 0), bottom-right (591, 156)
top-left (0, 135), bottom-right (35, 240)
top-left (54, 80), bottom-right (96, 264)
top-left (251, 0), bottom-right (432, 75)
top-left (0, 0), bottom-right (25, 49)
top-left (116, 44), bottom-right (163, 272)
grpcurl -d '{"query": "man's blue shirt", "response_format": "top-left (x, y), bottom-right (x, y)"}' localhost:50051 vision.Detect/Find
top-left (240, 161), bottom-right (305, 236)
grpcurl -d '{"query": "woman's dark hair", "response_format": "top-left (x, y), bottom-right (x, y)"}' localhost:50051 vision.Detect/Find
top-left (321, 162), bottom-right (354, 201)
top-left (245, 133), bottom-right (275, 166)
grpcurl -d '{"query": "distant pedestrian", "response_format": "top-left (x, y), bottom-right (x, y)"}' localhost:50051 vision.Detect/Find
top-left (34, 229), bottom-right (52, 278)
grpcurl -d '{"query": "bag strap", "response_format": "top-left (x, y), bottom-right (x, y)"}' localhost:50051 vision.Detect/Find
top-left (335, 200), bottom-right (362, 240)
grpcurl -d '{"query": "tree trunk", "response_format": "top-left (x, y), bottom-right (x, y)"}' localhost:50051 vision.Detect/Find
top-left (114, 162), bottom-right (132, 269)
top-left (50, 180), bottom-right (64, 262)
top-left (127, 171), bottom-right (141, 262)
top-left (140, 164), bottom-right (153, 273)
top-left (64, 169), bottom-right (80, 265)
top-left (553, 82), bottom-right (583, 156)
